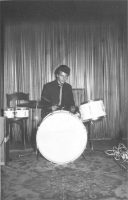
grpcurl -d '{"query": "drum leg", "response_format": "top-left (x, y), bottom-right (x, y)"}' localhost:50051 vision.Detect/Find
top-left (89, 138), bottom-right (93, 151)
top-left (88, 121), bottom-right (94, 150)
top-left (36, 148), bottom-right (39, 160)
top-left (31, 127), bottom-right (37, 152)
top-left (36, 148), bottom-right (46, 161)
top-left (84, 121), bottom-right (93, 151)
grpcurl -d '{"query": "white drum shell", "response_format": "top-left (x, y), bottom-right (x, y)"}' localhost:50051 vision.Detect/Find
top-left (79, 103), bottom-right (92, 122)
top-left (15, 107), bottom-right (29, 118)
top-left (36, 111), bottom-right (87, 165)
top-left (4, 108), bottom-right (14, 118)
top-left (80, 100), bottom-right (106, 122)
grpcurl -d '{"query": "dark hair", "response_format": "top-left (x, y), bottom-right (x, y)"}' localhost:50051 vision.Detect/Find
top-left (55, 65), bottom-right (70, 76)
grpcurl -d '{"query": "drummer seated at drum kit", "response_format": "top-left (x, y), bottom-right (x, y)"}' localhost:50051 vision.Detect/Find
top-left (41, 65), bottom-right (78, 118)
top-left (36, 66), bottom-right (86, 163)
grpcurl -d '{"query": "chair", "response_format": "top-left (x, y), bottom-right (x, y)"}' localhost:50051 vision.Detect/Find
top-left (6, 92), bottom-right (29, 149)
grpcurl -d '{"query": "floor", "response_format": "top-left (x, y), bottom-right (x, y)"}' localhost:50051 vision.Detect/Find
top-left (1, 139), bottom-right (128, 200)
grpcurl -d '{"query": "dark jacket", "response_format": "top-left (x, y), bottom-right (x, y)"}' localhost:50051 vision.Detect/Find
top-left (41, 80), bottom-right (75, 117)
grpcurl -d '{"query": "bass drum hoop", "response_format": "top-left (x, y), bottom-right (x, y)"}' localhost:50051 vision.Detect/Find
top-left (36, 110), bottom-right (87, 165)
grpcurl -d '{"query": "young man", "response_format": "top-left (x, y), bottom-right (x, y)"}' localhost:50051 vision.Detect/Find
top-left (41, 65), bottom-right (76, 118)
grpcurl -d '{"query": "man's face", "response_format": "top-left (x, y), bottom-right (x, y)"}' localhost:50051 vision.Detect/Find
top-left (57, 71), bottom-right (69, 85)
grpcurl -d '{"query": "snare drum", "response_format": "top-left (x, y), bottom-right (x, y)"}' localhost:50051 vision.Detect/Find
top-left (79, 100), bottom-right (106, 122)
top-left (36, 110), bottom-right (87, 164)
top-left (4, 108), bottom-right (15, 118)
top-left (15, 107), bottom-right (29, 118)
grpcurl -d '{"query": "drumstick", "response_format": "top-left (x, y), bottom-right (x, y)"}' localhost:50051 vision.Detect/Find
top-left (42, 96), bottom-right (51, 102)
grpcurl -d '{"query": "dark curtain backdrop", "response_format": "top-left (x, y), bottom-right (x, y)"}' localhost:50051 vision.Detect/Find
top-left (3, 18), bottom-right (127, 141)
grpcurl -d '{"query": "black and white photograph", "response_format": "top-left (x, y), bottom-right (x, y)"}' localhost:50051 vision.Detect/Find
top-left (0, 0), bottom-right (128, 199)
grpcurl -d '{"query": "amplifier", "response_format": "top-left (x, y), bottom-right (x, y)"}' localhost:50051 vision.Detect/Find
top-left (0, 117), bottom-right (9, 165)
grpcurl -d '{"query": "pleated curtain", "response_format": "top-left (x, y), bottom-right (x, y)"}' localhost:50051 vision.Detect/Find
top-left (4, 20), bottom-right (127, 141)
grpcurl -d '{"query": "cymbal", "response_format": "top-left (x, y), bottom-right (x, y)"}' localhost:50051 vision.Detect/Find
top-left (17, 100), bottom-right (44, 109)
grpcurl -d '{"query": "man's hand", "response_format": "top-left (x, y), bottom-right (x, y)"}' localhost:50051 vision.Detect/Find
top-left (51, 105), bottom-right (59, 111)
top-left (70, 106), bottom-right (76, 113)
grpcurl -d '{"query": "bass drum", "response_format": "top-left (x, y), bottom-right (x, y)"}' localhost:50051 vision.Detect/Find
top-left (36, 110), bottom-right (87, 165)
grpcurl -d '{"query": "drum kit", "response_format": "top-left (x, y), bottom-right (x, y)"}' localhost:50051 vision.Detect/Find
top-left (4, 100), bottom-right (44, 119)
top-left (4, 107), bottom-right (29, 119)
top-left (4, 99), bottom-right (106, 165)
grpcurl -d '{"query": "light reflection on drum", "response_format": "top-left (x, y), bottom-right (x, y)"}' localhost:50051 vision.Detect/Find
top-left (36, 110), bottom-right (87, 165)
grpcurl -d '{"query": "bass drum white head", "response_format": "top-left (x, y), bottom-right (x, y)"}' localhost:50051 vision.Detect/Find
top-left (36, 110), bottom-right (87, 165)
